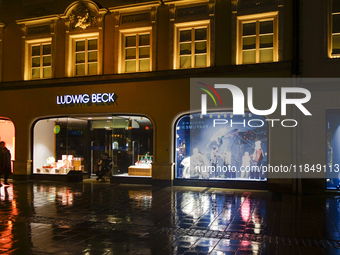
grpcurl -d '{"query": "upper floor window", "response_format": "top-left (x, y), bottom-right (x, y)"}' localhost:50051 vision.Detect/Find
top-left (331, 0), bottom-right (340, 57)
top-left (25, 38), bottom-right (52, 80)
top-left (75, 38), bottom-right (98, 76)
top-left (119, 28), bottom-right (152, 73)
top-left (237, 12), bottom-right (278, 64)
top-left (174, 21), bottom-right (210, 69)
top-left (67, 33), bottom-right (100, 77)
top-left (31, 43), bottom-right (52, 79)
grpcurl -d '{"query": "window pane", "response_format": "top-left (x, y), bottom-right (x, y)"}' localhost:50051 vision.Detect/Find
top-left (43, 67), bottom-right (51, 78)
top-left (195, 54), bottom-right (207, 67)
top-left (260, 48), bottom-right (273, 62)
top-left (76, 41), bottom-right (85, 52)
top-left (260, 20), bottom-right (273, 34)
top-left (88, 51), bottom-right (97, 62)
top-left (32, 57), bottom-right (40, 68)
top-left (243, 22), bottom-right (256, 36)
top-left (180, 43), bottom-right (191, 55)
top-left (125, 48), bottom-right (136, 60)
top-left (139, 47), bottom-right (150, 59)
top-left (333, 0), bottom-right (340, 13)
top-left (180, 30), bottom-right (191, 42)
top-left (76, 52), bottom-right (85, 63)
top-left (43, 56), bottom-right (51, 66)
top-left (195, 28), bottom-right (207, 40)
top-left (243, 36), bottom-right (256, 50)
top-left (334, 14), bottom-right (340, 33)
top-left (180, 56), bottom-right (191, 68)
top-left (43, 44), bottom-right (51, 55)
top-left (260, 35), bottom-right (273, 48)
top-left (125, 60), bottom-right (136, 72)
top-left (88, 39), bottom-right (97, 51)
top-left (139, 59), bottom-right (150, 71)
top-left (32, 46), bottom-right (40, 56)
top-left (76, 64), bottom-right (85, 75)
top-left (139, 34), bottom-right (150, 46)
top-left (88, 63), bottom-right (97, 75)
top-left (32, 68), bottom-right (40, 79)
top-left (195, 41), bottom-right (207, 54)
top-left (333, 34), bottom-right (340, 54)
top-left (243, 50), bottom-right (256, 64)
top-left (125, 36), bottom-right (136, 47)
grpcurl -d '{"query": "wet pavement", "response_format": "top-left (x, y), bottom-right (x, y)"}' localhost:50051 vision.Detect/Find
top-left (1, 181), bottom-right (340, 254)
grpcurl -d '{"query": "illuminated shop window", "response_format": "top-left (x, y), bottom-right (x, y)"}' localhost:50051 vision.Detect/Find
top-left (326, 110), bottom-right (340, 189)
top-left (175, 21), bottom-right (210, 69)
top-left (331, 0), bottom-right (340, 57)
top-left (75, 38), bottom-right (98, 75)
top-left (237, 12), bottom-right (278, 64)
top-left (33, 116), bottom-right (153, 178)
top-left (175, 112), bottom-right (267, 181)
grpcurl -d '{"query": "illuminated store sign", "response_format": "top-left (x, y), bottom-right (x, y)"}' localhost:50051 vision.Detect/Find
top-left (56, 93), bottom-right (117, 105)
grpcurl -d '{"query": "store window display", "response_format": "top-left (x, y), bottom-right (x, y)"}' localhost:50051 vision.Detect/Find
top-left (33, 115), bottom-right (153, 177)
top-left (175, 112), bottom-right (268, 181)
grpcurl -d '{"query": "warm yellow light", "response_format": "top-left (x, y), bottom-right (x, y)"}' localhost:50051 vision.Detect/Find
top-left (12, 137), bottom-right (15, 160)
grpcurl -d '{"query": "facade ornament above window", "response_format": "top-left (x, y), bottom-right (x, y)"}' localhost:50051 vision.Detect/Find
top-left (62, 1), bottom-right (107, 32)
top-left (73, 9), bottom-right (91, 30)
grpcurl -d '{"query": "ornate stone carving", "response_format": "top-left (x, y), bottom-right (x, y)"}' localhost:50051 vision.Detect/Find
top-left (68, 4), bottom-right (99, 30)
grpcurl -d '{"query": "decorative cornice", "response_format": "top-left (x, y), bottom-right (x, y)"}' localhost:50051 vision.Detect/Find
top-left (16, 15), bottom-right (59, 26)
top-left (108, 2), bottom-right (159, 13)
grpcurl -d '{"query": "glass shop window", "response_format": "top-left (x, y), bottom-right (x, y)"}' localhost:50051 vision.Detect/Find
top-left (33, 116), bottom-right (153, 177)
top-left (175, 112), bottom-right (268, 181)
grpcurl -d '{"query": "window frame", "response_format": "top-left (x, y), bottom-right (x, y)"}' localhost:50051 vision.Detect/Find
top-left (119, 27), bottom-right (152, 74)
top-left (174, 20), bottom-right (210, 70)
top-left (25, 38), bottom-right (52, 80)
top-left (68, 33), bottom-right (101, 77)
top-left (329, 0), bottom-right (340, 58)
top-left (237, 12), bottom-right (278, 65)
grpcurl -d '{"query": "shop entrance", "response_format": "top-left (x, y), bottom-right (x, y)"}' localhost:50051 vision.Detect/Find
top-left (0, 118), bottom-right (15, 164)
top-left (33, 115), bottom-right (153, 178)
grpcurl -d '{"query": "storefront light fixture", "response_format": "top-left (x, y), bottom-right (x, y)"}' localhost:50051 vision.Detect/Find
top-left (190, 115), bottom-right (193, 119)
top-left (108, 117), bottom-right (112, 119)
top-left (200, 114), bottom-right (203, 118)
top-left (218, 114), bottom-right (220, 118)
top-left (88, 117), bottom-right (92, 120)
top-left (210, 114), bottom-right (212, 118)
top-left (224, 113), bottom-right (227, 118)
top-left (230, 114), bottom-right (233, 118)
top-left (249, 113), bottom-right (252, 117)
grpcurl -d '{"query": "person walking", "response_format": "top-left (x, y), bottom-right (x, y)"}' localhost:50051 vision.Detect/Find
top-left (0, 141), bottom-right (11, 186)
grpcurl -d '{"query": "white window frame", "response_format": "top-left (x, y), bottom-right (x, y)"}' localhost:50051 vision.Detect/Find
top-left (67, 33), bottom-right (101, 77)
top-left (119, 27), bottom-right (152, 74)
top-left (24, 38), bottom-right (52, 80)
top-left (174, 20), bottom-right (210, 69)
top-left (237, 12), bottom-right (278, 65)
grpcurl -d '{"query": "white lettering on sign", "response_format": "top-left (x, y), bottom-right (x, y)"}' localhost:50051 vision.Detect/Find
top-left (56, 93), bottom-right (116, 105)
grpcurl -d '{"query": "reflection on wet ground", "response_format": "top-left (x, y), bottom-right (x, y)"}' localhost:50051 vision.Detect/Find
top-left (0, 181), bottom-right (340, 254)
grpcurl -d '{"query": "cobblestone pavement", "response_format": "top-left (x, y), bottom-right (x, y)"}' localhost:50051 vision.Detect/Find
top-left (1, 180), bottom-right (340, 254)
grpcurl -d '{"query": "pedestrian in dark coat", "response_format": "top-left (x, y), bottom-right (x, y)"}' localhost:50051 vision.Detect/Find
top-left (0, 141), bottom-right (11, 186)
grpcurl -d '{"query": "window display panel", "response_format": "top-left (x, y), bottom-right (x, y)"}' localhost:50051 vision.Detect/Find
top-left (33, 115), bottom-right (153, 178)
top-left (175, 112), bottom-right (267, 181)
top-left (33, 117), bottom-right (87, 175)
top-left (326, 111), bottom-right (340, 189)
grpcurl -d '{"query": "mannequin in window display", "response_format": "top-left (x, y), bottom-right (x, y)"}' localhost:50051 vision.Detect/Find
top-left (241, 151), bottom-right (251, 179)
top-left (206, 127), bottom-right (228, 148)
top-left (222, 150), bottom-right (232, 179)
top-left (251, 141), bottom-right (264, 179)
top-left (210, 145), bottom-right (222, 178)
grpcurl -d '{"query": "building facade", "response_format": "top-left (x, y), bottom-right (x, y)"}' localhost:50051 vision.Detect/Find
top-left (1, 0), bottom-right (337, 193)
